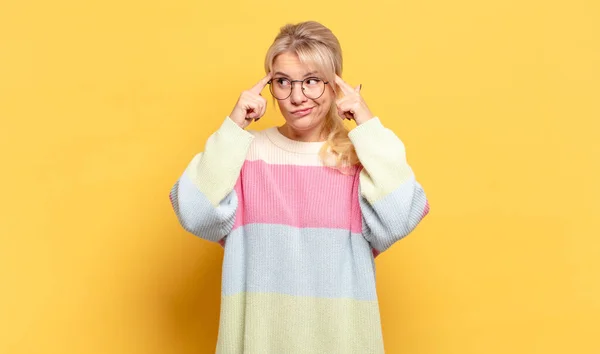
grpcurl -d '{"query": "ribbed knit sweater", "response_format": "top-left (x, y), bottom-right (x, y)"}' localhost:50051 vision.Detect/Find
top-left (169, 116), bottom-right (429, 353)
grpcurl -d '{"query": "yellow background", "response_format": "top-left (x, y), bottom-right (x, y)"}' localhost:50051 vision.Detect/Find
top-left (1, 0), bottom-right (599, 353)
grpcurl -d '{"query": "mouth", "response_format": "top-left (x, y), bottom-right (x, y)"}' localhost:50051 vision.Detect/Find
top-left (290, 106), bottom-right (315, 117)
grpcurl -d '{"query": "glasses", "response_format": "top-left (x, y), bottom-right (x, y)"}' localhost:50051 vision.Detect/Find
top-left (268, 77), bottom-right (330, 100)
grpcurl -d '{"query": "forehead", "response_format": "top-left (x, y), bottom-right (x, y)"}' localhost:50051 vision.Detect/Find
top-left (272, 52), bottom-right (322, 77)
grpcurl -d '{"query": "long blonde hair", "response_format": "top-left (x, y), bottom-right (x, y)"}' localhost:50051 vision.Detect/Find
top-left (264, 21), bottom-right (360, 170)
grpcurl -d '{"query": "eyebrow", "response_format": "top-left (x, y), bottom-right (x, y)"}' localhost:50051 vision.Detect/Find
top-left (273, 71), bottom-right (319, 78)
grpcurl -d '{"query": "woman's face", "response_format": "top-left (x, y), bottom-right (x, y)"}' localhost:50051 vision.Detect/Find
top-left (270, 52), bottom-right (335, 133)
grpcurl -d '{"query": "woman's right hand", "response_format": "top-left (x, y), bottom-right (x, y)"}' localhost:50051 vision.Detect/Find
top-left (229, 73), bottom-right (272, 129)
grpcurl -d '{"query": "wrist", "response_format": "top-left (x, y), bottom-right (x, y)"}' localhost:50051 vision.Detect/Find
top-left (354, 112), bottom-right (375, 125)
top-left (229, 110), bottom-right (247, 129)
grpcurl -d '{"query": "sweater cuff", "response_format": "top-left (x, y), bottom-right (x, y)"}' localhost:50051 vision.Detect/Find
top-left (222, 116), bottom-right (255, 141)
top-left (347, 116), bottom-right (384, 146)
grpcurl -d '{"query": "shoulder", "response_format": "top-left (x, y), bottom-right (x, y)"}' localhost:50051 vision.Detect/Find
top-left (246, 127), bottom-right (271, 148)
top-left (244, 127), bottom-right (276, 162)
top-left (246, 127), bottom-right (269, 139)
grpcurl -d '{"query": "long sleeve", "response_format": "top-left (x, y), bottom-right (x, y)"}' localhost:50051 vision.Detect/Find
top-left (348, 117), bottom-right (430, 255)
top-left (169, 117), bottom-right (254, 242)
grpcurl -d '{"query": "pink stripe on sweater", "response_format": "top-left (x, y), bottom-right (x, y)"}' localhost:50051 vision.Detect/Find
top-left (232, 160), bottom-right (363, 233)
top-left (423, 200), bottom-right (430, 219)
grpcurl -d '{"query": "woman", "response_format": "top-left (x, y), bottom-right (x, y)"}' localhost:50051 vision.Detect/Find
top-left (169, 21), bottom-right (429, 353)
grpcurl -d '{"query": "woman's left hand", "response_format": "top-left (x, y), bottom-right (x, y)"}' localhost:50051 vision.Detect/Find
top-left (335, 75), bottom-right (374, 125)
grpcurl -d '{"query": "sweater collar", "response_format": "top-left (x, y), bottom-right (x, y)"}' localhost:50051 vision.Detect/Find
top-left (265, 126), bottom-right (326, 154)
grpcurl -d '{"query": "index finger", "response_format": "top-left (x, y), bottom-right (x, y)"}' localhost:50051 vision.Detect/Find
top-left (249, 72), bottom-right (273, 95)
top-left (335, 74), bottom-right (354, 95)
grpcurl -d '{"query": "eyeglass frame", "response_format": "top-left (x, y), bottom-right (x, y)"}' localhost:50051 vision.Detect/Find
top-left (267, 77), bottom-right (330, 100)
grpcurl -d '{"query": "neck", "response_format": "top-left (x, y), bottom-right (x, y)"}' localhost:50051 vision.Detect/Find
top-left (278, 123), bottom-right (327, 142)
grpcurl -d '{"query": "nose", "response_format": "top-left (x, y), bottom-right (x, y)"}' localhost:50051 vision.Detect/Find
top-left (290, 82), bottom-right (307, 105)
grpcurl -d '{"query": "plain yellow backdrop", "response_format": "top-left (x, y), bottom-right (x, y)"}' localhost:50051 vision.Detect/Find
top-left (1, 0), bottom-right (599, 353)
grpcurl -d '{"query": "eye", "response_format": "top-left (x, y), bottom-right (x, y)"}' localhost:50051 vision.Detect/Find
top-left (275, 78), bottom-right (291, 87)
top-left (305, 78), bottom-right (321, 86)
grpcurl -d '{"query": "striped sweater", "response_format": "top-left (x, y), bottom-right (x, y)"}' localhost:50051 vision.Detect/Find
top-left (169, 116), bottom-right (429, 353)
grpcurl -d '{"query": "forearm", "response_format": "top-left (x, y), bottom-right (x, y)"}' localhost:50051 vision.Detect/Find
top-left (169, 116), bottom-right (254, 241)
top-left (349, 117), bottom-right (430, 253)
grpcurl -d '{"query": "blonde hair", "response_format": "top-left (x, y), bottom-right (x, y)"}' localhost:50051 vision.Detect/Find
top-left (264, 21), bottom-right (360, 171)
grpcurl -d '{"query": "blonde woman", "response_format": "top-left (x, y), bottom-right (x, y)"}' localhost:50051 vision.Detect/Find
top-left (169, 21), bottom-right (430, 353)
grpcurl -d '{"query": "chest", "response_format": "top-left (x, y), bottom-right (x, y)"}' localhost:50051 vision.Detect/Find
top-left (234, 160), bottom-right (362, 230)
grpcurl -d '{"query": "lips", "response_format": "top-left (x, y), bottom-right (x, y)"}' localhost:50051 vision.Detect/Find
top-left (291, 107), bottom-right (314, 117)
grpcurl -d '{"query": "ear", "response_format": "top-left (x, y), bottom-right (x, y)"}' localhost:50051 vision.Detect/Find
top-left (333, 83), bottom-right (343, 98)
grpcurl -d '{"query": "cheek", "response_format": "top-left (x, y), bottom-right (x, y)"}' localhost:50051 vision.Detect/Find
top-left (277, 100), bottom-right (290, 114)
top-left (316, 94), bottom-right (334, 113)
top-left (313, 102), bottom-right (332, 121)
top-left (319, 88), bottom-right (336, 107)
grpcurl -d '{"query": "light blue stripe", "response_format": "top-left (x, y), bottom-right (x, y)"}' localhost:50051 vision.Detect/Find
top-left (169, 170), bottom-right (238, 242)
top-left (360, 175), bottom-right (428, 253)
top-left (221, 224), bottom-right (378, 301)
